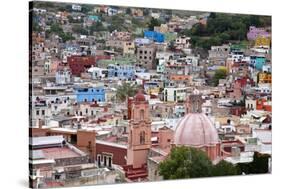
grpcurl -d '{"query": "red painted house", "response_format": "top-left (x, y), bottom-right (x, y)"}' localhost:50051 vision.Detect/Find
top-left (230, 106), bottom-right (246, 116)
top-left (256, 98), bottom-right (272, 112)
top-left (96, 140), bottom-right (127, 167)
top-left (68, 55), bottom-right (96, 76)
top-left (68, 55), bottom-right (111, 76)
top-left (235, 76), bottom-right (255, 88)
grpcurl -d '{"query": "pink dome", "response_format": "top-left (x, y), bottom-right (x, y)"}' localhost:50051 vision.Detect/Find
top-left (134, 90), bottom-right (146, 102)
top-left (174, 113), bottom-right (219, 147)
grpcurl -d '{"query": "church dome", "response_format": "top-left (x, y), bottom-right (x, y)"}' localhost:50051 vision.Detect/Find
top-left (134, 90), bottom-right (146, 102)
top-left (174, 113), bottom-right (219, 147)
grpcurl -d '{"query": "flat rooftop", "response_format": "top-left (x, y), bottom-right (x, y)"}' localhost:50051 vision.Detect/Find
top-left (96, 140), bottom-right (127, 149)
top-left (41, 147), bottom-right (81, 159)
top-left (30, 135), bottom-right (64, 146)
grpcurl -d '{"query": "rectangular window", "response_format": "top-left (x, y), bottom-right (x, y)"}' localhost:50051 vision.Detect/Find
top-left (108, 156), bottom-right (112, 168)
top-left (41, 110), bottom-right (45, 115)
top-left (97, 154), bottom-right (101, 167)
top-left (103, 156), bottom-right (107, 166)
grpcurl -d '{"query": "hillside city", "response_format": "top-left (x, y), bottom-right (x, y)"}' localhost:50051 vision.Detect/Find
top-left (29, 2), bottom-right (272, 188)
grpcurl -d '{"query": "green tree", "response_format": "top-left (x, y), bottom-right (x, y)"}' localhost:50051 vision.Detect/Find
top-left (116, 83), bottom-right (139, 102)
top-left (159, 146), bottom-right (213, 179)
top-left (90, 22), bottom-right (106, 34)
top-left (212, 67), bottom-right (228, 86)
top-left (48, 24), bottom-right (74, 42)
top-left (187, 13), bottom-right (271, 49)
top-left (191, 23), bottom-right (208, 36)
top-left (72, 24), bottom-right (89, 35)
top-left (32, 20), bottom-right (42, 32)
top-left (218, 32), bottom-right (231, 42)
top-left (81, 5), bottom-right (92, 14)
top-left (60, 32), bottom-right (75, 43)
top-left (249, 15), bottom-right (262, 27)
top-left (50, 23), bottom-right (63, 33)
top-left (237, 152), bottom-right (270, 174)
top-left (126, 7), bottom-right (131, 15)
top-left (132, 18), bottom-right (146, 28)
top-left (212, 160), bottom-right (239, 176)
top-left (107, 15), bottom-right (124, 32)
top-left (209, 12), bottom-right (216, 19)
top-left (34, 1), bottom-right (54, 9)
top-left (148, 17), bottom-right (161, 31)
top-left (179, 28), bottom-right (192, 36)
top-left (143, 8), bottom-right (150, 16)
top-left (65, 5), bottom-right (73, 12)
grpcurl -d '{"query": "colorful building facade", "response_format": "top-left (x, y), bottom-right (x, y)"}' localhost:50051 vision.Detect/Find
top-left (258, 72), bottom-right (272, 84)
top-left (75, 87), bottom-right (105, 103)
top-left (107, 64), bottom-right (135, 80)
top-left (144, 31), bottom-right (165, 43)
top-left (247, 26), bottom-right (270, 41)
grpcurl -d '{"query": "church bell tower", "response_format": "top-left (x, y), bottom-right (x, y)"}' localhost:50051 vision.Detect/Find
top-left (127, 90), bottom-right (151, 168)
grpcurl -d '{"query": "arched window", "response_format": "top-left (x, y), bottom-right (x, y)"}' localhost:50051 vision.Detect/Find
top-left (140, 109), bottom-right (144, 120)
top-left (97, 155), bottom-right (101, 167)
top-left (104, 156), bottom-right (107, 166)
top-left (140, 131), bottom-right (145, 144)
top-left (108, 156), bottom-right (112, 168)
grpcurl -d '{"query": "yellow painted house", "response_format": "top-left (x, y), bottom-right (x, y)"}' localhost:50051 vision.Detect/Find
top-left (258, 72), bottom-right (272, 83)
top-left (255, 36), bottom-right (271, 47)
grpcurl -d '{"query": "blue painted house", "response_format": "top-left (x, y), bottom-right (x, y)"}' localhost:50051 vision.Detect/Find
top-left (107, 64), bottom-right (135, 80)
top-left (250, 56), bottom-right (266, 71)
top-left (75, 87), bottom-right (105, 103)
top-left (88, 15), bottom-right (100, 22)
top-left (144, 31), bottom-right (165, 43)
